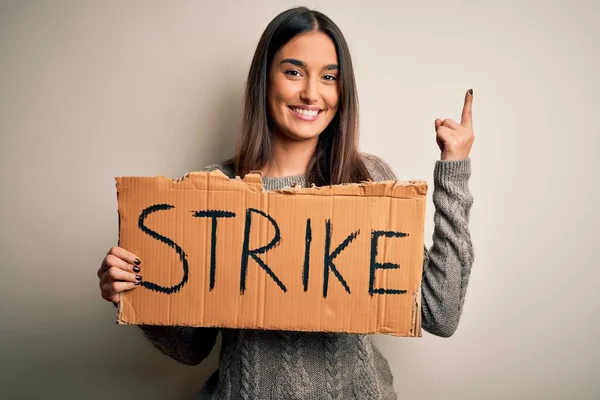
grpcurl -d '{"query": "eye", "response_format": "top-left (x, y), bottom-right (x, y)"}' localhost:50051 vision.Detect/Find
top-left (285, 69), bottom-right (302, 77)
top-left (323, 74), bottom-right (337, 82)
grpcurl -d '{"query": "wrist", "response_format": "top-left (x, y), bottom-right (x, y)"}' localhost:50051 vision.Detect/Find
top-left (440, 153), bottom-right (469, 161)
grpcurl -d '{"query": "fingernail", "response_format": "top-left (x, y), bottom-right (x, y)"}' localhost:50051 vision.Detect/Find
top-left (134, 281), bottom-right (141, 286)
top-left (133, 266), bottom-right (140, 273)
top-left (136, 275), bottom-right (143, 281)
top-left (469, 89), bottom-right (473, 95)
top-left (134, 258), bottom-right (141, 265)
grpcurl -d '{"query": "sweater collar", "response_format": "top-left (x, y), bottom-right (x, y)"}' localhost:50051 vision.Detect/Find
top-left (261, 174), bottom-right (307, 191)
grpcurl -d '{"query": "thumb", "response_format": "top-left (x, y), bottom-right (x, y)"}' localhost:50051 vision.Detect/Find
top-left (435, 118), bottom-right (442, 132)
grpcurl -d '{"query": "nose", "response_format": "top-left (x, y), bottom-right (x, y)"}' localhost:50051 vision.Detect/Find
top-left (300, 77), bottom-right (319, 104)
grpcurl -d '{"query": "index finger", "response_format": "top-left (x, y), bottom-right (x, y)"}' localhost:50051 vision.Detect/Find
top-left (460, 89), bottom-right (473, 128)
top-left (103, 246), bottom-right (142, 269)
top-left (107, 246), bottom-right (140, 267)
top-left (99, 246), bottom-right (140, 277)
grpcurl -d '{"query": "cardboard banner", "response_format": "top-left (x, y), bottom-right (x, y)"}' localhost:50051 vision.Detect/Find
top-left (115, 170), bottom-right (427, 336)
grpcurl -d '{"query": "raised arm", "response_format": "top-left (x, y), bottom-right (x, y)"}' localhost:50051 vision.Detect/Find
top-left (420, 159), bottom-right (474, 337)
top-left (362, 153), bottom-right (475, 337)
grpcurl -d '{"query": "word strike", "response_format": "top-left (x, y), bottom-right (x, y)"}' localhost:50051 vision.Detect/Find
top-left (137, 204), bottom-right (408, 297)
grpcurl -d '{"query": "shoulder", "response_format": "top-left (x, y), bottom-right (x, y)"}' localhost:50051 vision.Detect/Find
top-left (200, 162), bottom-right (236, 179)
top-left (360, 152), bottom-right (397, 182)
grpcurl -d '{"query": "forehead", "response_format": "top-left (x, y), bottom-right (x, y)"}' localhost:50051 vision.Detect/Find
top-left (276, 31), bottom-right (338, 66)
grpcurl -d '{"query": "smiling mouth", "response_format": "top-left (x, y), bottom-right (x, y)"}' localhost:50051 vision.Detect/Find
top-left (288, 106), bottom-right (322, 117)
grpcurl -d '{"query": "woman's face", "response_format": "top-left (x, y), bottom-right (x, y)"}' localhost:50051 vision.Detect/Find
top-left (268, 31), bottom-right (339, 142)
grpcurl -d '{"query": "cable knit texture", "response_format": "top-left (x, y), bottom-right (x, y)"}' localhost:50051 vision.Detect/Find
top-left (138, 153), bottom-right (475, 399)
top-left (275, 331), bottom-right (313, 399)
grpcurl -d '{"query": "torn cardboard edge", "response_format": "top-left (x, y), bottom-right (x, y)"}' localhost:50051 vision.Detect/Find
top-left (116, 169), bottom-right (428, 197)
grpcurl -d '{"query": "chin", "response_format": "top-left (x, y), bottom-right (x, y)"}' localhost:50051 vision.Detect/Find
top-left (280, 128), bottom-right (323, 142)
top-left (280, 118), bottom-right (333, 142)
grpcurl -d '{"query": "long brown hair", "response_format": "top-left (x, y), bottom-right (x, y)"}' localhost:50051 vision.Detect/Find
top-left (227, 7), bottom-right (371, 186)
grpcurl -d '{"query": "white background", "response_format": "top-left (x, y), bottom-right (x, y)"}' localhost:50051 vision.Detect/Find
top-left (1, 0), bottom-right (598, 398)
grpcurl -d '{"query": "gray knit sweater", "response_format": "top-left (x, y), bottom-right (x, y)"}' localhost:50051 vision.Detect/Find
top-left (139, 154), bottom-right (474, 400)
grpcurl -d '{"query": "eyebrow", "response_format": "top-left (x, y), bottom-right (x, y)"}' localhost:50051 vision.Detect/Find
top-left (280, 58), bottom-right (339, 71)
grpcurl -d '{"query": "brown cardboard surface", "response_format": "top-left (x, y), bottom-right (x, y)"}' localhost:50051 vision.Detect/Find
top-left (115, 170), bottom-right (428, 336)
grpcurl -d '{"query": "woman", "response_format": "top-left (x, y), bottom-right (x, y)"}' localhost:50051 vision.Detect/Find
top-left (97, 7), bottom-right (475, 399)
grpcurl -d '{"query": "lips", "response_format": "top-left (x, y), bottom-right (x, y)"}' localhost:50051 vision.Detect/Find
top-left (288, 106), bottom-right (322, 122)
top-left (290, 107), bottom-right (320, 116)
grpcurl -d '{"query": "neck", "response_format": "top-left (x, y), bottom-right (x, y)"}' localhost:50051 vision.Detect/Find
top-left (261, 133), bottom-right (318, 177)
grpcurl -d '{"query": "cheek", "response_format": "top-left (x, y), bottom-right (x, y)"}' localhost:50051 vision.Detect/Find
top-left (324, 90), bottom-right (339, 115)
top-left (269, 77), bottom-right (296, 107)
top-left (267, 90), bottom-right (278, 117)
top-left (268, 88), bottom-right (286, 122)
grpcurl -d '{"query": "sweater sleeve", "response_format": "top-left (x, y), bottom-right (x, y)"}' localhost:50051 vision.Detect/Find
top-left (137, 325), bottom-right (219, 365)
top-left (362, 153), bottom-right (475, 337)
top-left (135, 163), bottom-right (233, 365)
top-left (420, 159), bottom-right (474, 337)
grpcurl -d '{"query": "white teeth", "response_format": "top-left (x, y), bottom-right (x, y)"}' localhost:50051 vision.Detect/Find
top-left (293, 107), bottom-right (319, 117)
